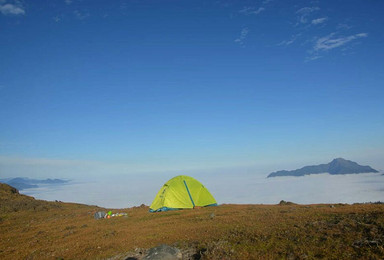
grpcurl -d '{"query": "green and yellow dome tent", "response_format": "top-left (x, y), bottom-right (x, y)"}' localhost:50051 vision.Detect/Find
top-left (149, 175), bottom-right (217, 212)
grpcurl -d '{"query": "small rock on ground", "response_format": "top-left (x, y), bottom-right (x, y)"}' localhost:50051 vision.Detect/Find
top-left (144, 244), bottom-right (182, 260)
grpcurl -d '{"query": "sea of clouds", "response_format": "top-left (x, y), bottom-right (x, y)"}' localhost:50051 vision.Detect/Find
top-left (21, 171), bottom-right (384, 208)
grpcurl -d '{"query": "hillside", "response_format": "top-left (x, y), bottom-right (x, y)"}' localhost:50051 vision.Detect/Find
top-left (268, 158), bottom-right (378, 178)
top-left (1, 183), bottom-right (384, 259)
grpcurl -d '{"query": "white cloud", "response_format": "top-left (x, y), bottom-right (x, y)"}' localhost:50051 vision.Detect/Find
top-left (234, 28), bottom-right (249, 45)
top-left (296, 6), bottom-right (319, 24)
top-left (65, 0), bottom-right (72, 4)
top-left (306, 32), bottom-right (368, 61)
top-left (277, 33), bottom-right (301, 46)
top-left (305, 55), bottom-right (322, 62)
top-left (312, 17), bottom-right (327, 25)
top-left (239, 7), bottom-right (265, 15)
top-left (0, 2), bottom-right (25, 15)
top-left (337, 23), bottom-right (352, 30)
top-left (53, 16), bottom-right (61, 22)
top-left (314, 32), bottom-right (368, 51)
top-left (296, 6), bottom-right (320, 15)
top-left (73, 10), bottom-right (90, 20)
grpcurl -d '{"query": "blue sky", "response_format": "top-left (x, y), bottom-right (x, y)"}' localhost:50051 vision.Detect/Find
top-left (1, 0), bottom-right (384, 179)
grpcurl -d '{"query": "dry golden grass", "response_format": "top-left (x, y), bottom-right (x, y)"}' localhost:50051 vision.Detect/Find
top-left (1, 183), bottom-right (384, 259)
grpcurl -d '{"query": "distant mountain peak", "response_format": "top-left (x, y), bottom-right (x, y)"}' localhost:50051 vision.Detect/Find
top-left (0, 177), bottom-right (69, 191)
top-left (268, 158), bottom-right (378, 178)
top-left (331, 157), bottom-right (346, 162)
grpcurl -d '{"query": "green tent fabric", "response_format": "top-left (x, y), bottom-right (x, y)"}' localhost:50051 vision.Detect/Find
top-left (149, 175), bottom-right (217, 212)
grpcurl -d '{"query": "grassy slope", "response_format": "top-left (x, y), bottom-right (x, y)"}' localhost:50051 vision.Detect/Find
top-left (0, 183), bottom-right (384, 259)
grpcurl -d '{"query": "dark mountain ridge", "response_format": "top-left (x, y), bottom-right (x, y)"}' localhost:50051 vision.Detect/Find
top-left (268, 158), bottom-right (378, 178)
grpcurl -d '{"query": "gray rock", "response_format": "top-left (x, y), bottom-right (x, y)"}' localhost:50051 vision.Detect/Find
top-left (144, 244), bottom-right (182, 260)
top-left (279, 200), bottom-right (295, 205)
top-left (94, 211), bottom-right (106, 219)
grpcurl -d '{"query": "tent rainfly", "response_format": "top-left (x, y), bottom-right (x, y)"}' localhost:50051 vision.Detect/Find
top-left (149, 175), bottom-right (217, 212)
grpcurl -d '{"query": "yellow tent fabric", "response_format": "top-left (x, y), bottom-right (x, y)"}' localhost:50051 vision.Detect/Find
top-left (149, 175), bottom-right (217, 212)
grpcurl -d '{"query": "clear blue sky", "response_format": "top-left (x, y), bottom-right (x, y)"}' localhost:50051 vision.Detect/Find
top-left (1, 0), bottom-right (384, 178)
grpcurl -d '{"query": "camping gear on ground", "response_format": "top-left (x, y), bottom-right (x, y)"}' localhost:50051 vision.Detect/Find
top-left (94, 211), bottom-right (106, 219)
top-left (94, 211), bottom-right (128, 219)
top-left (111, 213), bottom-right (128, 217)
top-left (149, 175), bottom-right (217, 212)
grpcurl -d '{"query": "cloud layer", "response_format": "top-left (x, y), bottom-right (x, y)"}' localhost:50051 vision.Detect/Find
top-left (22, 172), bottom-right (384, 208)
